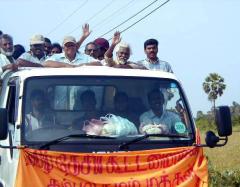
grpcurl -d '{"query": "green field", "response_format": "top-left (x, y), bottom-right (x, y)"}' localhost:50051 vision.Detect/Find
top-left (200, 129), bottom-right (240, 186)
top-left (202, 131), bottom-right (240, 171)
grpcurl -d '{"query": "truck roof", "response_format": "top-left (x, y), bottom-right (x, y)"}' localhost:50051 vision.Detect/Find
top-left (10, 66), bottom-right (178, 81)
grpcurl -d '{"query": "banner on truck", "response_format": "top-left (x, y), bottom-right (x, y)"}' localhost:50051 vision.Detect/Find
top-left (15, 146), bottom-right (208, 187)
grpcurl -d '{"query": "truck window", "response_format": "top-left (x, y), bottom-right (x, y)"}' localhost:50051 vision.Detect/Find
top-left (22, 76), bottom-right (194, 151)
top-left (51, 86), bottom-right (107, 111)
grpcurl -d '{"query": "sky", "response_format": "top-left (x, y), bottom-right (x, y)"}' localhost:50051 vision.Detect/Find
top-left (1, 0), bottom-right (239, 116)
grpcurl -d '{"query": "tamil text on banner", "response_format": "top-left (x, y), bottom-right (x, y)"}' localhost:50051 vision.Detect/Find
top-left (15, 146), bottom-right (208, 187)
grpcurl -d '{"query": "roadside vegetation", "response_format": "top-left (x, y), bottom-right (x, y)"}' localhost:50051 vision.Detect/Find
top-left (196, 101), bottom-right (240, 186)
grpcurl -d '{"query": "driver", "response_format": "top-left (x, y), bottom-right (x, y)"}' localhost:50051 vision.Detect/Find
top-left (139, 89), bottom-right (184, 134)
top-left (25, 89), bottom-right (56, 131)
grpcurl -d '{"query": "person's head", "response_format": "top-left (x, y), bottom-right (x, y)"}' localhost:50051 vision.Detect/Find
top-left (50, 43), bottom-right (62, 56)
top-left (85, 42), bottom-right (98, 59)
top-left (30, 90), bottom-right (46, 112)
top-left (30, 34), bottom-right (45, 59)
top-left (0, 31), bottom-right (3, 35)
top-left (94, 38), bottom-right (109, 60)
top-left (80, 90), bottom-right (96, 111)
top-left (144, 38), bottom-right (158, 61)
top-left (44, 37), bottom-right (52, 56)
top-left (62, 36), bottom-right (78, 60)
top-left (147, 89), bottom-right (164, 114)
top-left (114, 92), bottom-right (129, 112)
top-left (115, 42), bottom-right (132, 64)
top-left (12, 44), bottom-right (25, 59)
top-left (0, 34), bottom-right (14, 56)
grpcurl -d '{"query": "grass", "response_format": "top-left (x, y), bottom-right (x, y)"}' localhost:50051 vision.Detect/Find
top-left (201, 128), bottom-right (240, 172)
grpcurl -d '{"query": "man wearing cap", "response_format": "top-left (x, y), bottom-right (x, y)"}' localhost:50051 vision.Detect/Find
top-left (94, 37), bottom-right (109, 61)
top-left (0, 34), bottom-right (18, 75)
top-left (18, 34), bottom-right (46, 66)
top-left (44, 35), bottom-right (99, 67)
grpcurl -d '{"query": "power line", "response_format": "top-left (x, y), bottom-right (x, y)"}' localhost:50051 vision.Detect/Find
top-left (91, 0), bottom-right (137, 31)
top-left (46, 0), bottom-right (89, 36)
top-left (99, 0), bottom-right (159, 38)
top-left (68, 0), bottom-right (115, 35)
top-left (119, 0), bottom-right (170, 35)
top-left (80, 0), bottom-right (170, 50)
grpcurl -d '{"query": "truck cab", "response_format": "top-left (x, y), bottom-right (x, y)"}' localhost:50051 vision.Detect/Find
top-left (0, 66), bottom-right (232, 187)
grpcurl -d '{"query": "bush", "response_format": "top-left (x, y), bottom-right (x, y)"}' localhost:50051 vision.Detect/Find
top-left (195, 117), bottom-right (216, 131)
top-left (232, 114), bottom-right (240, 127)
top-left (208, 160), bottom-right (240, 187)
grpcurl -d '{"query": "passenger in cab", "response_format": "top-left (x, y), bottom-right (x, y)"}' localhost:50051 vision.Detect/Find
top-left (72, 90), bottom-right (102, 129)
top-left (104, 32), bottom-right (145, 69)
top-left (113, 92), bottom-right (139, 126)
top-left (139, 89), bottom-right (184, 134)
top-left (25, 90), bottom-right (56, 132)
top-left (0, 34), bottom-right (17, 75)
top-left (44, 36), bottom-right (100, 67)
top-left (138, 39), bottom-right (173, 72)
top-left (18, 34), bottom-right (46, 66)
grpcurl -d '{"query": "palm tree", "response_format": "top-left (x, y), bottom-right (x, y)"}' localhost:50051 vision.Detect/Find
top-left (203, 73), bottom-right (226, 112)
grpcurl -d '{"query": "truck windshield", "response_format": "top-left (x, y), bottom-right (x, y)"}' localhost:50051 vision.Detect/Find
top-left (22, 76), bottom-right (193, 147)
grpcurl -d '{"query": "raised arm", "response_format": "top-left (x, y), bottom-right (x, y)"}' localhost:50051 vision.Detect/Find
top-left (77, 23), bottom-right (91, 49)
top-left (104, 31), bottom-right (121, 66)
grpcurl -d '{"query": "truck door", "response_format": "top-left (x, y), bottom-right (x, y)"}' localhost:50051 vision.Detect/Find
top-left (0, 77), bottom-right (19, 187)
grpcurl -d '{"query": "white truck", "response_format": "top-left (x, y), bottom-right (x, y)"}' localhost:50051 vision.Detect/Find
top-left (0, 67), bottom-right (232, 187)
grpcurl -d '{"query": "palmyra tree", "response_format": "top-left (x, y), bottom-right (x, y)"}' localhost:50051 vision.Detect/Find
top-left (203, 73), bottom-right (226, 112)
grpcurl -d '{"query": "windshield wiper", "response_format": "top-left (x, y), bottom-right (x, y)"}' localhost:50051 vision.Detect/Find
top-left (39, 134), bottom-right (116, 150)
top-left (119, 134), bottom-right (189, 150)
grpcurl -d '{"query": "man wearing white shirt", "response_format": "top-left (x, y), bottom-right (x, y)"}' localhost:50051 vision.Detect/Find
top-left (18, 34), bottom-right (46, 65)
top-left (0, 34), bottom-right (17, 75)
top-left (139, 89), bottom-right (182, 134)
top-left (44, 36), bottom-right (100, 68)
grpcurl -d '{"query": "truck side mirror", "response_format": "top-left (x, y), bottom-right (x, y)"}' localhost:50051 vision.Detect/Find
top-left (215, 106), bottom-right (232, 137)
top-left (205, 131), bottom-right (220, 148)
top-left (0, 108), bottom-right (8, 140)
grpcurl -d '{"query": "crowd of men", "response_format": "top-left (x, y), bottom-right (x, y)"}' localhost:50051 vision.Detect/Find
top-left (0, 24), bottom-right (173, 75)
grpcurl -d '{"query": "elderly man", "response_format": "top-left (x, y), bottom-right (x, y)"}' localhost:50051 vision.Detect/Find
top-left (104, 32), bottom-right (145, 69)
top-left (0, 34), bottom-right (17, 75)
top-left (44, 36), bottom-right (99, 67)
top-left (18, 34), bottom-right (46, 67)
top-left (138, 39), bottom-right (173, 72)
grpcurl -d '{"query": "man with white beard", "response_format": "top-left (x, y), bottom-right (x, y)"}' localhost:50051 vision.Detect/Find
top-left (0, 34), bottom-right (17, 75)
